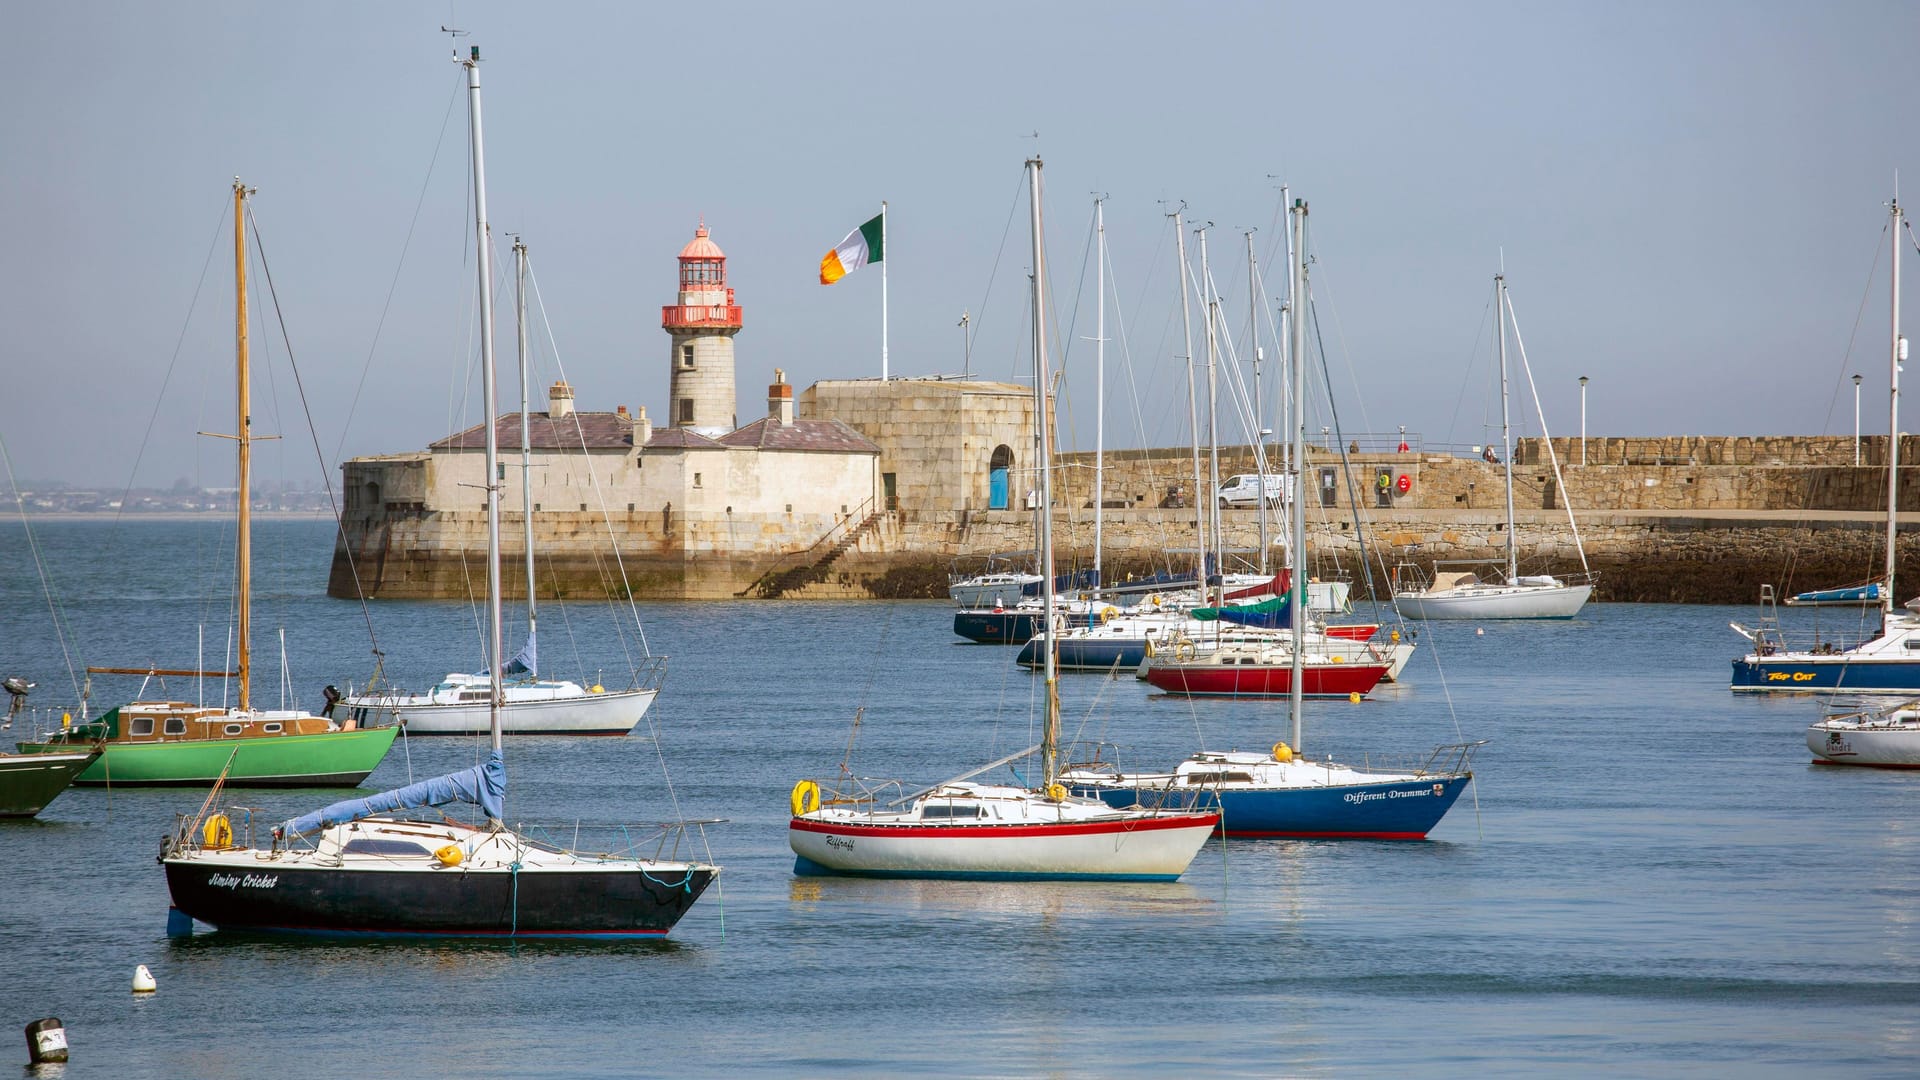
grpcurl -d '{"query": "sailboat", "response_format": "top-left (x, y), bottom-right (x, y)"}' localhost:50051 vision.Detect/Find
top-left (0, 679), bottom-right (96, 817)
top-left (1733, 196), bottom-right (1920, 697)
top-left (788, 157), bottom-right (1220, 880)
top-left (17, 181), bottom-right (398, 787)
top-left (161, 47), bottom-right (718, 937)
top-left (1793, 198), bottom-right (1920, 757)
top-left (1064, 197), bottom-right (1480, 838)
top-left (1391, 273), bottom-right (1593, 620)
top-left (340, 238), bottom-right (663, 735)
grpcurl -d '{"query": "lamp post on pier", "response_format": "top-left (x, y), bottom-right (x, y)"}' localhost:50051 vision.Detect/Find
top-left (1854, 373), bottom-right (1864, 465)
top-left (1578, 375), bottom-right (1589, 466)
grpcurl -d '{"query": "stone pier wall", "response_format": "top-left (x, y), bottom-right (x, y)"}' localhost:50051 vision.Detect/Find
top-left (329, 435), bottom-right (1920, 605)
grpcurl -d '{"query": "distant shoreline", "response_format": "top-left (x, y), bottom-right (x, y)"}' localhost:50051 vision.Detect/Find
top-left (9, 512), bottom-right (335, 523)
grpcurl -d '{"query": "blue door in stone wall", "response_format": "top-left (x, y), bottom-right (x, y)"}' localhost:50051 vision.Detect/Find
top-left (989, 444), bottom-right (1014, 510)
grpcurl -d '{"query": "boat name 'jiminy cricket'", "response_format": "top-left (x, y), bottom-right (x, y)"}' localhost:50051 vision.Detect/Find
top-left (207, 873), bottom-right (280, 890)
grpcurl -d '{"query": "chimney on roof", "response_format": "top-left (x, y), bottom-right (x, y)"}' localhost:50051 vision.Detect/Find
top-left (633, 404), bottom-right (652, 447)
top-left (768, 367), bottom-right (793, 425)
top-left (548, 380), bottom-right (575, 419)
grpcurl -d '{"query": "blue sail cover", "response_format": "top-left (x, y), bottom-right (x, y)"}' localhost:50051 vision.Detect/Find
top-left (501, 630), bottom-right (537, 678)
top-left (277, 749), bottom-right (506, 839)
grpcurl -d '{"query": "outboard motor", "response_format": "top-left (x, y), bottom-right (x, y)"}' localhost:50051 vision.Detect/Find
top-left (3, 676), bottom-right (34, 730)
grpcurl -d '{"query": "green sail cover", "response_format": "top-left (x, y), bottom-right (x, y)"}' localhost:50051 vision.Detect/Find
top-left (1189, 596), bottom-right (1289, 621)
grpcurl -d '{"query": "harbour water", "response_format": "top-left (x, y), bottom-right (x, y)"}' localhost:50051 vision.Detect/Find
top-left (2, 518), bottom-right (1917, 1077)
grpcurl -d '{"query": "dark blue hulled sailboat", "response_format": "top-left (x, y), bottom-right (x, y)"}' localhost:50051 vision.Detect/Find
top-left (160, 48), bottom-right (717, 939)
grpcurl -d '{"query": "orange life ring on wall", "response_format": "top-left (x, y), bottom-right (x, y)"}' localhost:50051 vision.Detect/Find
top-left (1396, 473), bottom-right (1412, 494)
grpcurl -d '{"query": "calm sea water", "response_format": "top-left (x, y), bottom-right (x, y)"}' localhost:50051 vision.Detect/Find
top-left (2, 518), bottom-right (1917, 1078)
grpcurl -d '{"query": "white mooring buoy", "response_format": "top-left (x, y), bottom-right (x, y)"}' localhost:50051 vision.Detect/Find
top-left (132, 965), bottom-right (156, 993)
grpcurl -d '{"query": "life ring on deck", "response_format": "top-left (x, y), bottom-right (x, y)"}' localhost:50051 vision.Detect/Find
top-left (1175, 639), bottom-right (1197, 662)
top-left (790, 779), bottom-right (821, 817)
top-left (1148, 594), bottom-right (1163, 607)
top-left (1272, 741), bottom-right (1294, 763)
top-left (1143, 638), bottom-right (1157, 659)
top-left (1045, 782), bottom-right (1069, 802)
top-left (1099, 606), bottom-right (1119, 625)
top-left (202, 814), bottom-right (233, 849)
top-left (434, 844), bottom-right (463, 868)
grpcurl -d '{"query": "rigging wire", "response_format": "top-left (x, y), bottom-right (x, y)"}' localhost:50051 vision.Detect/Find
top-left (245, 204), bottom-right (386, 666)
top-left (333, 69), bottom-right (467, 469)
top-left (0, 431), bottom-right (85, 710)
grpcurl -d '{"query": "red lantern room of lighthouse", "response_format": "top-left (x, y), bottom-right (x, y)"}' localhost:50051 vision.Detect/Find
top-left (661, 224), bottom-right (743, 435)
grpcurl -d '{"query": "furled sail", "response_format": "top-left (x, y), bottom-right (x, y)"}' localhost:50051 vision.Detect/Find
top-left (277, 749), bottom-right (505, 839)
top-left (501, 630), bottom-right (538, 678)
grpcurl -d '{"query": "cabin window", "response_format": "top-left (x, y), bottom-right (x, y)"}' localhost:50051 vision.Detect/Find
top-left (1183, 771), bottom-right (1254, 785)
top-left (263, 723), bottom-right (282, 733)
top-left (223, 724), bottom-right (244, 736)
top-left (921, 803), bottom-right (983, 820)
top-left (163, 717), bottom-right (187, 736)
top-left (459, 691), bottom-right (490, 702)
top-left (129, 716), bottom-right (154, 736)
top-left (342, 838), bottom-right (432, 857)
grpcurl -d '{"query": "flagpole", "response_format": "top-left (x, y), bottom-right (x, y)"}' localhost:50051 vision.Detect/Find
top-left (881, 200), bottom-right (889, 380)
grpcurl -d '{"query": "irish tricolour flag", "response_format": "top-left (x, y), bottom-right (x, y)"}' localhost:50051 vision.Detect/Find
top-left (820, 214), bottom-right (884, 285)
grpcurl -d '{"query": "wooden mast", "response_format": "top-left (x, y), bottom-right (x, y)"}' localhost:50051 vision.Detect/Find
top-left (233, 178), bottom-right (253, 713)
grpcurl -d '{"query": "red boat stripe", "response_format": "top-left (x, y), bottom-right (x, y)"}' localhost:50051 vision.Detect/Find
top-left (789, 814), bottom-right (1219, 839)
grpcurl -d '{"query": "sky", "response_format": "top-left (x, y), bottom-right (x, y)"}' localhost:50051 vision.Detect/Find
top-left (3, 1), bottom-right (1917, 490)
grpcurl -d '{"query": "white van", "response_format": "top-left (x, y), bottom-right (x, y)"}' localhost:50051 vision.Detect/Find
top-left (1215, 473), bottom-right (1287, 508)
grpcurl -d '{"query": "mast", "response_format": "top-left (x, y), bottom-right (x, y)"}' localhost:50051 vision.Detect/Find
top-left (1027, 157), bottom-right (1059, 788)
top-left (1249, 229), bottom-right (1269, 575)
top-left (1280, 184), bottom-right (1293, 499)
top-left (515, 237), bottom-right (537, 661)
top-left (1497, 274), bottom-right (1517, 586)
top-left (1888, 195), bottom-right (1905, 620)
top-left (1172, 210), bottom-right (1205, 588)
top-left (233, 178), bottom-right (253, 713)
top-left (1198, 225), bottom-right (1223, 600)
top-left (464, 46), bottom-right (505, 759)
top-left (1093, 196), bottom-right (1105, 588)
top-left (1288, 198), bottom-right (1308, 750)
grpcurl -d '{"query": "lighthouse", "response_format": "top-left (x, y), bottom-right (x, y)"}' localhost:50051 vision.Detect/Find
top-left (661, 223), bottom-right (742, 437)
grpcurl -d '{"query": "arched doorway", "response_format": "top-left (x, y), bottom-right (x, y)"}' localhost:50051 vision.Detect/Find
top-left (989, 445), bottom-right (1013, 510)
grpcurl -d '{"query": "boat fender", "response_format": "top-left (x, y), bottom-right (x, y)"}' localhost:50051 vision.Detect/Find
top-left (1099, 606), bottom-right (1118, 625)
top-left (1149, 594), bottom-right (1162, 607)
top-left (1045, 782), bottom-right (1068, 803)
top-left (202, 814), bottom-right (233, 850)
top-left (1142, 639), bottom-right (1156, 659)
top-left (1332, 655), bottom-right (1344, 663)
top-left (1390, 629), bottom-right (1400, 643)
top-left (1175, 640), bottom-right (1197, 661)
top-left (791, 779), bottom-right (821, 817)
top-left (590, 684), bottom-right (604, 693)
top-left (434, 844), bottom-right (463, 868)
top-left (1272, 741), bottom-right (1293, 763)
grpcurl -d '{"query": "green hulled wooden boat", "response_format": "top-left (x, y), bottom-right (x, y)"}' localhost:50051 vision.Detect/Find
top-left (19, 705), bottom-right (397, 787)
top-left (10, 179), bottom-right (398, 790)
top-left (0, 749), bottom-right (99, 816)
